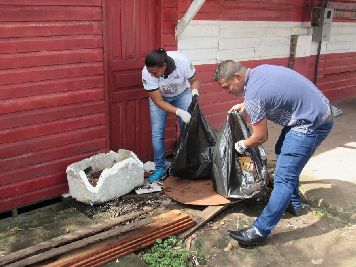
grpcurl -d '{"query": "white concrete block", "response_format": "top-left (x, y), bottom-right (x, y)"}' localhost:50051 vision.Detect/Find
top-left (66, 149), bottom-right (144, 204)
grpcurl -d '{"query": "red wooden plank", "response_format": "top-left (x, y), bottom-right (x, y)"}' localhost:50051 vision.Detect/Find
top-left (176, 0), bottom-right (307, 21)
top-left (0, 101), bottom-right (105, 130)
top-left (0, 35), bottom-right (103, 54)
top-left (0, 126), bottom-right (106, 159)
top-left (0, 62), bottom-right (103, 85)
top-left (162, 7), bottom-right (178, 21)
top-left (0, 6), bottom-right (102, 22)
top-left (0, 174), bottom-right (66, 200)
top-left (0, 49), bottom-right (102, 70)
top-left (324, 86), bottom-right (356, 101)
top-left (325, 51), bottom-right (356, 60)
top-left (0, 89), bottom-right (104, 114)
top-left (0, 0), bottom-right (101, 6)
top-left (162, 21), bottom-right (176, 34)
top-left (163, 0), bottom-right (178, 8)
top-left (0, 151), bottom-right (103, 187)
top-left (0, 22), bottom-right (102, 38)
top-left (324, 64), bottom-right (356, 75)
top-left (0, 183), bottom-right (68, 212)
top-left (0, 75), bottom-right (104, 100)
top-left (0, 113), bottom-right (105, 145)
top-left (0, 138), bottom-right (106, 173)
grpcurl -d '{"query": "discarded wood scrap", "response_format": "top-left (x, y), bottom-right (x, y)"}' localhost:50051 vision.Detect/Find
top-left (0, 209), bottom-right (153, 266)
top-left (179, 204), bottom-right (232, 240)
top-left (6, 210), bottom-right (195, 267)
top-left (7, 218), bottom-right (152, 267)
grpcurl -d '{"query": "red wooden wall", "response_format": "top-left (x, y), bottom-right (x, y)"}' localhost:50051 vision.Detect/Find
top-left (0, 0), bottom-right (355, 212)
top-left (0, 0), bottom-right (107, 212)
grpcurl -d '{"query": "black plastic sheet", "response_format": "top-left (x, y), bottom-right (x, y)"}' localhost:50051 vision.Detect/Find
top-left (212, 112), bottom-right (268, 199)
top-left (169, 95), bottom-right (216, 179)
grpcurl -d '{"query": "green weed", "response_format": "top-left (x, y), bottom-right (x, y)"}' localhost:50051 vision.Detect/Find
top-left (143, 236), bottom-right (193, 267)
top-left (311, 208), bottom-right (328, 219)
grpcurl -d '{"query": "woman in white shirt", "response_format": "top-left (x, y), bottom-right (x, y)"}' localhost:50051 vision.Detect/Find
top-left (142, 48), bottom-right (200, 182)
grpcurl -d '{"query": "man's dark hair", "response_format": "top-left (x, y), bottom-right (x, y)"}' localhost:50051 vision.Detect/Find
top-left (145, 48), bottom-right (167, 67)
top-left (214, 60), bottom-right (246, 81)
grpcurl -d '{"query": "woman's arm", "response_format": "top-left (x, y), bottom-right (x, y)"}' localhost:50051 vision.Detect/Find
top-left (189, 74), bottom-right (200, 92)
top-left (148, 90), bottom-right (178, 114)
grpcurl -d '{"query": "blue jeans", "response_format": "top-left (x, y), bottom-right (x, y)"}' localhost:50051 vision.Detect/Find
top-left (149, 89), bottom-right (192, 169)
top-left (253, 120), bottom-right (334, 236)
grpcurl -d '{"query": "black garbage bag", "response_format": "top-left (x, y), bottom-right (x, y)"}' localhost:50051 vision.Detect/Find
top-left (212, 112), bottom-right (268, 199)
top-left (169, 95), bottom-right (216, 179)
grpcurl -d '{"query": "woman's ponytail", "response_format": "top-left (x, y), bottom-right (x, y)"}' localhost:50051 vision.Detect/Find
top-left (145, 48), bottom-right (167, 67)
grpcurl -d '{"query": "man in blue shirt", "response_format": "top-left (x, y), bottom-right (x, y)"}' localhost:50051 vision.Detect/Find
top-left (214, 61), bottom-right (334, 246)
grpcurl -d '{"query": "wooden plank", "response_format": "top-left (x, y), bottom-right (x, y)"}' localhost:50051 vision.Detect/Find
top-left (179, 205), bottom-right (229, 240)
top-left (0, 113), bottom-right (105, 145)
top-left (0, 151), bottom-right (102, 186)
top-left (0, 101), bottom-right (105, 129)
top-left (0, 6), bottom-right (102, 22)
top-left (45, 210), bottom-right (195, 267)
top-left (0, 210), bottom-right (153, 266)
top-left (0, 138), bottom-right (106, 173)
top-left (0, 63), bottom-right (103, 85)
top-left (0, 76), bottom-right (104, 100)
top-left (0, 49), bottom-right (102, 70)
top-left (0, 35), bottom-right (102, 54)
top-left (72, 220), bottom-right (195, 267)
top-left (0, 126), bottom-right (105, 159)
top-left (176, 0), bottom-right (206, 38)
top-left (0, 183), bottom-right (68, 213)
top-left (0, 174), bottom-right (69, 200)
top-left (0, 0), bottom-right (101, 6)
top-left (0, 88), bottom-right (104, 114)
top-left (0, 22), bottom-right (102, 38)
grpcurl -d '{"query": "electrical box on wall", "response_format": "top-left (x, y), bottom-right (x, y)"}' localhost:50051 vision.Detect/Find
top-left (312, 7), bottom-right (334, 42)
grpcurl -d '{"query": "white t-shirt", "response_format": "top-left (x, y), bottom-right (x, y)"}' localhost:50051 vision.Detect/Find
top-left (142, 51), bottom-right (196, 97)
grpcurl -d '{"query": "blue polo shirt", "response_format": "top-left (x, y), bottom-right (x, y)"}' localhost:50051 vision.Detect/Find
top-left (244, 65), bottom-right (330, 133)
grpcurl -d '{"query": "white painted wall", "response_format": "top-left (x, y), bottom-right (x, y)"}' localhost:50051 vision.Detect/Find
top-left (178, 20), bottom-right (356, 65)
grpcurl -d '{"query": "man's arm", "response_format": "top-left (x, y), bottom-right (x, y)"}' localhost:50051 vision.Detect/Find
top-left (243, 117), bottom-right (268, 148)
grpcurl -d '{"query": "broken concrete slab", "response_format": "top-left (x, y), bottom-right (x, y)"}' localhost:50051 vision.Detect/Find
top-left (66, 149), bottom-right (144, 204)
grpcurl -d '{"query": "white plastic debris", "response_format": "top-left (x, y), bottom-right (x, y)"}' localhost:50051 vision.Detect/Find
top-left (143, 161), bottom-right (156, 172)
top-left (66, 149), bottom-right (144, 204)
top-left (135, 181), bottom-right (162, 194)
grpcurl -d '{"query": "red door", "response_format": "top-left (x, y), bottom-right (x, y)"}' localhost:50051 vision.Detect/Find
top-left (104, 0), bottom-right (161, 160)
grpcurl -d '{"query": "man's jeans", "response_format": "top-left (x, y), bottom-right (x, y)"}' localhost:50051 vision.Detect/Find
top-left (149, 89), bottom-right (192, 170)
top-left (253, 120), bottom-right (334, 236)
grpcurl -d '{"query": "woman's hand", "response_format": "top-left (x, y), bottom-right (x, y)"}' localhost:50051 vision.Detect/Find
top-left (176, 108), bottom-right (191, 123)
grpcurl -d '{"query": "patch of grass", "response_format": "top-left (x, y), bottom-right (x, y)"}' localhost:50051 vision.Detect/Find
top-left (311, 208), bottom-right (328, 219)
top-left (195, 238), bottom-right (204, 250)
top-left (143, 236), bottom-right (193, 267)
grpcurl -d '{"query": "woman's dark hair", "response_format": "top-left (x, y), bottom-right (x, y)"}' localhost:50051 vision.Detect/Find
top-left (145, 48), bottom-right (167, 68)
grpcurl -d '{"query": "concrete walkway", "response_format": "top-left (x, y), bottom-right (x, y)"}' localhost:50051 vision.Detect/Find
top-left (264, 97), bottom-right (356, 223)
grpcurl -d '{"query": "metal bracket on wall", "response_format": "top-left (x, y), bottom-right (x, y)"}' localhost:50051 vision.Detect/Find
top-left (175, 0), bottom-right (206, 39)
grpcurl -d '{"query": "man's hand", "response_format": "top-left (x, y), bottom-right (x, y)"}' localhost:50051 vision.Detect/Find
top-left (176, 108), bottom-right (191, 123)
top-left (229, 103), bottom-right (246, 115)
top-left (192, 88), bottom-right (199, 97)
top-left (235, 140), bottom-right (247, 154)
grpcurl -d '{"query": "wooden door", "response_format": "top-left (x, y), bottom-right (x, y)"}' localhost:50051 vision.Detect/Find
top-left (104, 0), bottom-right (161, 160)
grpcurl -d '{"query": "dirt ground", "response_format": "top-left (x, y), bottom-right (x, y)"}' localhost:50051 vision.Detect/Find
top-left (186, 200), bottom-right (356, 267)
top-left (1, 193), bottom-right (355, 267)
